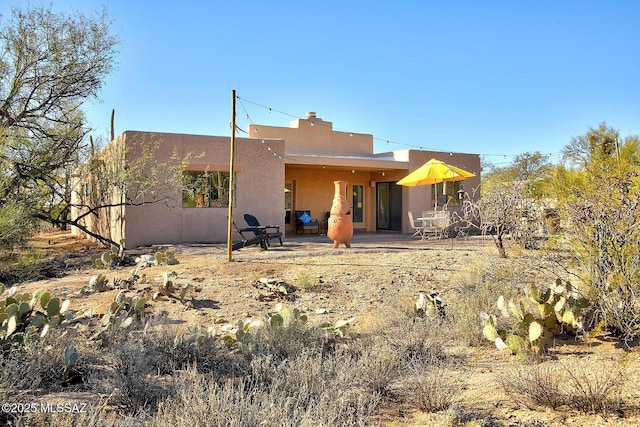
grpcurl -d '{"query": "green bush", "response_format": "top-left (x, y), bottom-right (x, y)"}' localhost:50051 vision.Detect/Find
top-left (0, 202), bottom-right (37, 250)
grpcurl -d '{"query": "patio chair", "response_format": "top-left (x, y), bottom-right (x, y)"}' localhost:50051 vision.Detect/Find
top-left (421, 210), bottom-right (450, 239)
top-left (295, 210), bottom-right (319, 234)
top-left (452, 211), bottom-right (474, 239)
top-left (243, 214), bottom-right (283, 246)
top-left (434, 210), bottom-right (452, 239)
top-left (408, 211), bottom-right (425, 239)
top-left (232, 222), bottom-right (269, 251)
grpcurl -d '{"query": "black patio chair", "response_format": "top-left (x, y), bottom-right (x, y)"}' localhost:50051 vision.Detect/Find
top-left (232, 222), bottom-right (269, 251)
top-left (243, 214), bottom-right (283, 246)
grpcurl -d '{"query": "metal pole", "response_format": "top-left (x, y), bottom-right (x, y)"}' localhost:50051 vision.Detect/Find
top-left (227, 90), bottom-right (236, 261)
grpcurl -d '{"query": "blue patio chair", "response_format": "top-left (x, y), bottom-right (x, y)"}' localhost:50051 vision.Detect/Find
top-left (295, 210), bottom-right (319, 234)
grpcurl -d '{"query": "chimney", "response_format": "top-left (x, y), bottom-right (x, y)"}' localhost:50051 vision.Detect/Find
top-left (305, 111), bottom-right (316, 119)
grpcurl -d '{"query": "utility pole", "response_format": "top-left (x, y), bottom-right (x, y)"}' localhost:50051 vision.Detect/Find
top-left (227, 90), bottom-right (236, 261)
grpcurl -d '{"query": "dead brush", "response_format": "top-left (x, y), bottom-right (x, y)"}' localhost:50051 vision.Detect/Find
top-left (153, 351), bottom-right (379, 427)
top-left (400, 362), bottom-right (467, 412)
top-left (565, 357), bottom-right (628, 413)
top-left (499, 361), bottom-right (566, 410)
top-left (500, 356), bottom-right (629, 414)
top-left (446, 266), bottom-right (522, 347)
top-left (106, 338), bottom-right (170, 413)
top-left (354, 339), bottom-right (401, 398)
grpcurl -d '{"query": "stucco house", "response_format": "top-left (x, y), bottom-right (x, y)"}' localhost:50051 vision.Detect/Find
top-left (72, 112), bottom-right (481, 248)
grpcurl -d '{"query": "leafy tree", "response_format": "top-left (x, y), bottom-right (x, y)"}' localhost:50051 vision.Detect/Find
top-left (0, 5), bottom-right (119, 247)
top-left (482, 151), bottom-right (552, 198)
top-left (477, 152), bottom-right (553, 257)
top-left (552, 123), bottom-right (640, 345)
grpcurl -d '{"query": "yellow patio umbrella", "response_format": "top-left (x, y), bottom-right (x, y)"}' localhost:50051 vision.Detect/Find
top-left (396, 158), bottom-right (475, 207)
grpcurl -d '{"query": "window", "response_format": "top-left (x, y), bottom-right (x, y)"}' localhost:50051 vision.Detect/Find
top-left (284, 182), bottom-right (292, 224)
top-left (182, 171), bottom-right (230, 208)
top-left (433, 181), bottom-right (462, 208)
top-left (352, 185), bottom-right (363, 222)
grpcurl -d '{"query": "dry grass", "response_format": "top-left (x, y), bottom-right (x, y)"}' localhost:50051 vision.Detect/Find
top-left (500, 356), bottom-right (633, 414)
top-left (3, 232), bottom-right (640, 426)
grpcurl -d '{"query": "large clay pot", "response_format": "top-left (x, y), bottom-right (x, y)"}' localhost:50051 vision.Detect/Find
top-left (327, 180), bottom-right (353, 248)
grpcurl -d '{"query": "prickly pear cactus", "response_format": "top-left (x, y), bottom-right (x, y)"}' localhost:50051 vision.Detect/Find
top-left (481, 279), bottom-right (589, 356)
top-left (91, 239), bottom-right (126, 269)
top-left (0, 284), bottom-right (70, 347)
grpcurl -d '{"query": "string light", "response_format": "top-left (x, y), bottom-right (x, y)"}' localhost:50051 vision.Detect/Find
top-left (235, 95), bottom-right (560, 163)
top-left (236, 96), bottom-right (289, 164)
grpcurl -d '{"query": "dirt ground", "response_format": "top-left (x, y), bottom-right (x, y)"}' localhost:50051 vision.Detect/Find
top-left (16, 231), bottom-right (640, 426)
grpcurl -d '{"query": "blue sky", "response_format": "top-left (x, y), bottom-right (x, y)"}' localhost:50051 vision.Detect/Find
top-left (4, 1), bottom-right (640, 166)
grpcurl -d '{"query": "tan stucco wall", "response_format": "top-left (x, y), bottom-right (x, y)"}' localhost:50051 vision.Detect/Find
top-left (73, 112), bottom-right (482, 246)
top-left (128, 132), bottom-right (285, 247)
top-left (75, 131), bottom-right (285, 248)
top-left (70, 136), bottom-right (128, 245)
top-left (283, 150), bottom-right (481, 235)
top-left (249, 113), bottom-right (373, 157)
top-left (284, 167), bottom-right (400, 233)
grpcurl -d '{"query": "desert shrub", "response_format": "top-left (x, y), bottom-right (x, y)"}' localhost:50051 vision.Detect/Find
top-left (0, 252), bottom-right (44, 285)
top-left (0, 202), bottom-right (38, 251)
top-left (4, 404), bottom-right (136, 427)
top-left (154, 350), bottom-right (379, 427)
top-left (353, 339), bottom-right (401, 397)
top-left (499, 361), bottom-right (566, 410)
top-left (401, 363), bottom-right (466, 413)
top-left (98, 316), bottom-right (248, 413)
top-left (565, 358), bottom-right (628, 413)
top-left (0, 330), bottom-right (84, 393)
top-left (106, 338), bottom-right (169, 412)
top-left (240, 320), bottom-right (326, 361)
top-left (377, 314), bottom-right (468, 414)
top-left (108, 314), bottom-right (242, 377)
top-left (550, 126), bottom-right (640, 345)
top-left (564, 197), bottom-right (640, 345)
top-left (500, 357), bottom-right (629, 414)
top-left (150, 324), bottom-right (248, 379)
top-left (378, 313), bottom-right (453, 367)
top-left (234, 305), bottom-right (331, 361)
top-left (447, 267), bottom-right (521, 347)
top-left (596, 283), bottom-right (640, 347)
